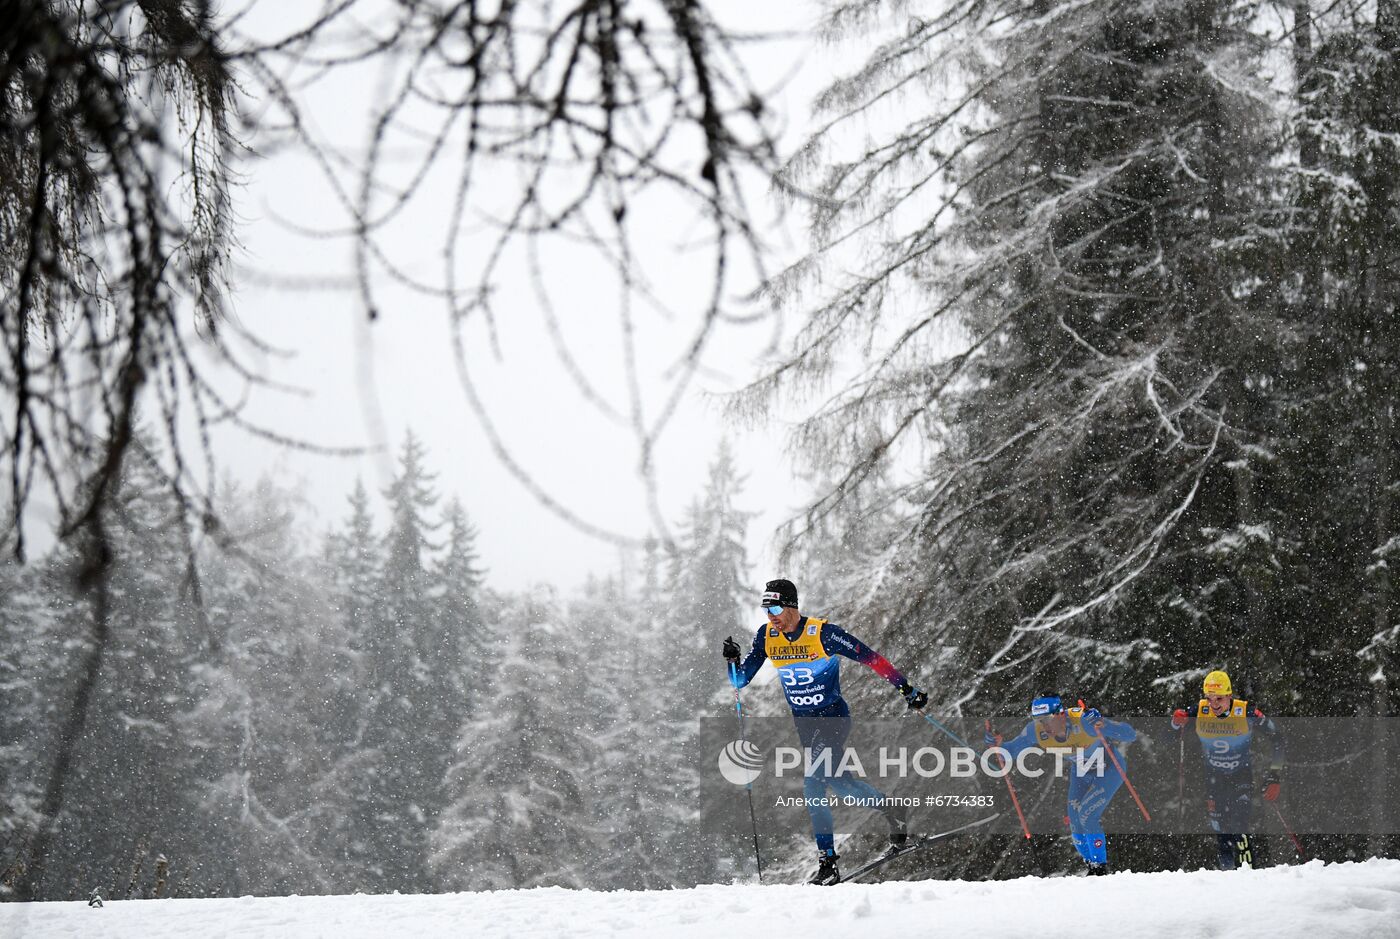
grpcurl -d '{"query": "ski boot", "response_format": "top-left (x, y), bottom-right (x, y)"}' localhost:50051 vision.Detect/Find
top-left (1086, 863), bottom-right (1109, 876)
top-left (885, 803), bottom-right (909, 850)
top-left (809, 850), bottom-right (841, 886)
top-left (1234, 834), bottom-right (1255, 869)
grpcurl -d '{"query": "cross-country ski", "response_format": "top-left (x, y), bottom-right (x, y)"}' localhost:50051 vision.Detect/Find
top-left (838, 814), bottom-right (1002, 884)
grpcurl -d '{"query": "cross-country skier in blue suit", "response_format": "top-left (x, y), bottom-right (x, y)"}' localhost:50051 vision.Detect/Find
top-left (723, 578), bottom-right (929, 885)
top-left (988, 694), bottom-right (1138, 874)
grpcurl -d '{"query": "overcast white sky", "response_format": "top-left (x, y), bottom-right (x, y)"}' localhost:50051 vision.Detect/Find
top-left (209, 2), bottom-right (857, 593)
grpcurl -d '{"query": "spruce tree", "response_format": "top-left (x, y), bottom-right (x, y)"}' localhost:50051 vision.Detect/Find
top-left (434, 499), bottom-right (490, 714)
top-left (354, 432), bottom-right (453, 891)
top-left (332, 480), bottom-right (381, 654)
top-left (664, 442), bottom-right (757, 883)
top-left (431, 590), bottom-right (596, 889)
top-left (755, 0), bottom-right (1298, 874)
top-left (668, 440), bottom-right (753, 712)
top-left (1285, 0), bottom-right (1400, 856)
top-left (0, 559), bottom-right (66, 893)
top-left (31, 459), bottom-right (209, 898)
top-left (183, 477), bottom-right (351, 895)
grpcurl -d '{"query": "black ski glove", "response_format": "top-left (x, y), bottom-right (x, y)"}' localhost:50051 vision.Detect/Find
top-left (896, 680), bottom-right (928, 710)
top-left (723, 636), bottom-right (742, 662)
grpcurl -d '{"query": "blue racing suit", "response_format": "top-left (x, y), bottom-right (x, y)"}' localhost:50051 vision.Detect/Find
top-left (732, 616), bottom-right (910, 852)
top-left (1000, 708), bottom-right (1137, 865)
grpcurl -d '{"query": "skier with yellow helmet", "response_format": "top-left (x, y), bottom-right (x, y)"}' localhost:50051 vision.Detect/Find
top-left (1170, 669), bottom-right (1285, 869)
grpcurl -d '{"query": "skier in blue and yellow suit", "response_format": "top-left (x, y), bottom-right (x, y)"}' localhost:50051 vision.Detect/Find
top-left (722, 578), bottom-right (929, 886)
top-left (1171, 669), bottom-right (1284, 870)
top-left (989, 695), bottom-right (1138, 874)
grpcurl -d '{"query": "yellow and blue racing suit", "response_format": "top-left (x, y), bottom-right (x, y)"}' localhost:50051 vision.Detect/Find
top-left (1182, 698), bottom-right (1284, 869)
top-left (731, 616), bottom-right (910, 852)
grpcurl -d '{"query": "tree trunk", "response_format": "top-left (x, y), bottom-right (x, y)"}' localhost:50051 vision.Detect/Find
top-left (1369, 0), bottom-right (1399, 861)
top-left (1292, 0), bottom-right (1321, 313)
top-left (1369, 401), bottom-right (1393, 858)
top-left (1229, 458), bottom-right (1268, 692)
top-left (1292, 0), bottom-right (1316, 162)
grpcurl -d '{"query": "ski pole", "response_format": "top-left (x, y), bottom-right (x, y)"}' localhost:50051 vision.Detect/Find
top-left (919, 711), bottom-right (972, 748)
top-left (729, 661), bottom-right (764, 881)
top-left (986, 720), bottom-right (1031, 840)
top-left (1091, 724), bottom-right (1151, 823)
top-left (1270, 802), bottom-right (1307, 861)
top-left (1177, 726), bottom-right (1185, 828)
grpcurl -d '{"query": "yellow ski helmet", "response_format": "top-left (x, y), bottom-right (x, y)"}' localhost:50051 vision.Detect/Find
top-left (1202, 670), bottom-right (1233, 697)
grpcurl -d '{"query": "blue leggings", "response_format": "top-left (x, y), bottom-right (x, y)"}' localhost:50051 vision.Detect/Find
top-left (794, 704), bottom-right (889, 853)
top-left (1065, 753), bottom-right (1126, 865)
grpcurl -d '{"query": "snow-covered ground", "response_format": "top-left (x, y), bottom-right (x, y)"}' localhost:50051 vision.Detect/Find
top-left (6, 860), bottom-right (1400, 939)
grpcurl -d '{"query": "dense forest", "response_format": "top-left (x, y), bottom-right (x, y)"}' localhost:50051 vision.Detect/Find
top-left (0, 435), bottom-right (757, 898)
top-left (4, 0), bottom-right (1400, 903)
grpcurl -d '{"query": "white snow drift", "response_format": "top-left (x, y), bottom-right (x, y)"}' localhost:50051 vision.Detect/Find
top-left (4, 858), bottom-right (1399, 939)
